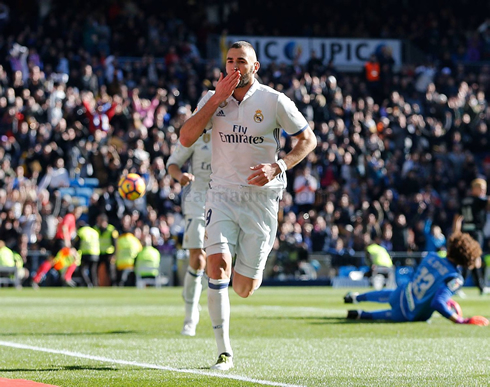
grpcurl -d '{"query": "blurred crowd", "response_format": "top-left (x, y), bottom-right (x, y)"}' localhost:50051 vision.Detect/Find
top-left (1, 0), bottom-right (490, 284)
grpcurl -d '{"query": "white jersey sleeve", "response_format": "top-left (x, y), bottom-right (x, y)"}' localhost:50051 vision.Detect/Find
top-left (167, 136), bottom-right (212, 217)
top-left (276, 93), bottom-right (309, 136)
top-left (167, 141), bottom-right (194, 169)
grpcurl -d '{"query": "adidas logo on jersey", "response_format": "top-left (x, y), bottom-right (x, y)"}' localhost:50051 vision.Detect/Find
top-left (216, 110), bottom-right (226, 117)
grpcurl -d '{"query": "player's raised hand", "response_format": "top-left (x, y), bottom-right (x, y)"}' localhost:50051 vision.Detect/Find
top-left (452, 214), bottom-right (464, 233)
top-left (214, 70), bottom-right (241, 102)
top-left (179, 173), bottom-right (195, 187)
top-left (247, 163), bottom-right (277, 186)
top-left (465, 316), bottom-right (489, 326)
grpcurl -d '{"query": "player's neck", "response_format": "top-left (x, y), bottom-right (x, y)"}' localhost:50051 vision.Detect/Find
top-left (233, 79), bottom-right (254, 102)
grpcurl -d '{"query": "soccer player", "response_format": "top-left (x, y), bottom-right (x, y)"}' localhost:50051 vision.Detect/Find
top-left (167, 131), bottom-right (212, 337)
top-left (180, 40), bottom-right (317, 370)
top-left (344, 218), bottom-right (489, 326)
top-left (460, 178), bottom-right (490, 294)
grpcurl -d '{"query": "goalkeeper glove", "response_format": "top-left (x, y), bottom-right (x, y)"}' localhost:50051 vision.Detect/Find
top-left (460, 316), bottom-right (489, 326)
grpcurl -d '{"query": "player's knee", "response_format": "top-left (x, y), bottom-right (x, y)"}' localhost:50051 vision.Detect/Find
top-left (189, 249), bottom-right (206, 271)
top-left (207, 266), bottom-right (229, 280)
top-left (206, 254), bottom-right (231, 279)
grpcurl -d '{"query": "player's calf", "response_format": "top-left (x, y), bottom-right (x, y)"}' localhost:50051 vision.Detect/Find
top-left (347, 310), bottom-right (362, 320)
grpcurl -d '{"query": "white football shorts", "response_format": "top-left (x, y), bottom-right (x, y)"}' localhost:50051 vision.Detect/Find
top-left (182, 215), bottom-right (205, 249)
top-left (204, 184), bottom-right (281, 279)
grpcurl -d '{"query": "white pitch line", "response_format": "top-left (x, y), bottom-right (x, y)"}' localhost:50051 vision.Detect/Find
top-left (0, 340), bottom-right (304, 387)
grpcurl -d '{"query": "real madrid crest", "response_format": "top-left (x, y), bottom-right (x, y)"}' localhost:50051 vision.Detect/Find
top-left (254, 110), bottom-right (264, 123)
top-left (219, 101), bottom-right (228, 108)
top-left (203, 133), bottom-right (211, 143)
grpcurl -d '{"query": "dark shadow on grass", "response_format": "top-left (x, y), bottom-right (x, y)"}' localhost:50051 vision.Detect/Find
top-left (0, 330), bottom-right (139, 336)
top-left (258, 316), bottom-right (396, 324)
top-left (0, 365), bottom-right (117, 372)
top-left (310, 319), bottom-right (396, 325)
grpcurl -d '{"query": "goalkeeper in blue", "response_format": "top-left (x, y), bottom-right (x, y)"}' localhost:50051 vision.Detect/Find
top-left (345, 217), bottom-right (489, 326)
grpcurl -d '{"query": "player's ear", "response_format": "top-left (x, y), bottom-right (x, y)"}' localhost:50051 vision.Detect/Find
top-left (253, 61), bottom-right (260, 74)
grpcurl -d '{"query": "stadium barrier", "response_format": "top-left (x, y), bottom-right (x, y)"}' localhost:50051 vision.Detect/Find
top-left (22, 250), bottom-right (484, 288)
top-left (0, 266), bottom-right (21, 288)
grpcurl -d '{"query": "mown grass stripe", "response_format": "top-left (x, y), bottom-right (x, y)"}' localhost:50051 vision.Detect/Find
top-left (0, 340), bottom-right (304, 387)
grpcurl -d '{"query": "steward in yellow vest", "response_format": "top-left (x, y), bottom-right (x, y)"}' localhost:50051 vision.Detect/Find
top-left (366, 243), bottom-right (393, 268)
top-left (0, 242), bottom-right (17, 268)
top-left (115, 232), bottom-right (142, 286)
top-left (94, 213), bottom-right (119, 286)
top-left (0, 241), bottom-right (28, 286)
top-left (74, 221), bottom-right (100, 287)
top-left (135, 237), bottom-right (161, 278)
top-left (363, 235), bottom-right (394, 289)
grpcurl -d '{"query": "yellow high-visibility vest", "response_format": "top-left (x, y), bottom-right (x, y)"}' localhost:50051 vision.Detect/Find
top-left (77, 226), bottom-right (101, 255)
top-left (115, 233), bottom-right (142, 270)
top-left (96, 224), bottom-right (118, 255)
top-left (135, 246), bottom-right (161, 277)
top-left (366, 244), bottom-right (393, 267)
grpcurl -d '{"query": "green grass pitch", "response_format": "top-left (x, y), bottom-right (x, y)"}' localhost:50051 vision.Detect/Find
top-left (0, 287), bottom-right (489, 386)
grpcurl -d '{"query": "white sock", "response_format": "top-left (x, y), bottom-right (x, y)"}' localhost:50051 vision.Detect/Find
top-left (183, 266), bottom-right (204, 325)
top-left (207, 278), bottom-right (232, 357)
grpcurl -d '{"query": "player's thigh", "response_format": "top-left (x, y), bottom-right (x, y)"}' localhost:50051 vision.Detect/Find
top-left (183, 215), bottom-right (205, 250)
top-left (388, 286), bottom-right (408, 322)
top-left (234, 195), bottom-right (279, 279)
top-left (204, 197), bottom-right (240, 257)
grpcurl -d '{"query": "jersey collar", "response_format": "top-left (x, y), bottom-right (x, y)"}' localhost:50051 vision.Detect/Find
top-left (230, 79), bottom-right (259, 104)
top-left (242, 79), bottom-right (259, 102)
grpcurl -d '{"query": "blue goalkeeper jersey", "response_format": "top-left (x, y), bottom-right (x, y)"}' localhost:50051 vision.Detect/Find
top-left (397, 253), bottom-right (464, 321)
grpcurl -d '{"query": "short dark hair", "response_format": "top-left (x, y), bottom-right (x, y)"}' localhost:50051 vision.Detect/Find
top-left (230, 41), bottom-right (257, 61)
top-left (230, 41), bottom-right (255, 51)
top-left (447, 232), bottom-right (482, 268)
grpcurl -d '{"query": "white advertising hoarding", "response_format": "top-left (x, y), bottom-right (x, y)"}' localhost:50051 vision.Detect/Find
top-left (226, 36), bottom-right (402, 70)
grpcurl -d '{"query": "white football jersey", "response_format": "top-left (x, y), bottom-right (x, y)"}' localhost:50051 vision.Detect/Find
top-left (167, 134), bottom-right (212, 217)
top-left (196, 80), bottom-right (309, 190)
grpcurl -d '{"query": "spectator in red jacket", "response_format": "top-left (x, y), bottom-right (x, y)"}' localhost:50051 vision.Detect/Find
top-left (82, 93), bottom-right (117, 134)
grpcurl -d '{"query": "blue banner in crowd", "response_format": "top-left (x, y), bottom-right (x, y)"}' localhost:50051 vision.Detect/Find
top-left (226, 36), bottom-right (402, 69)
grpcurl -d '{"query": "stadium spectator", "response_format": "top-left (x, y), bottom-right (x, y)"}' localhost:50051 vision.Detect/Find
top-left (0, 0), bottom-right (489, 294)
top-left (424, 218), bottom-right (447, 253)
top-left (364, 54), bottom-right (381, 102)
top-left (82, 92), bottom-right (118, 134)
top-left (293, 166), bottom-right (318, 214)
top-left (37, 157), bottom-right (70, 192)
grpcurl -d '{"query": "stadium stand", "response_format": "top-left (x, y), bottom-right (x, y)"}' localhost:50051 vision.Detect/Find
top-left (1, 0), bottom-right (490, 286)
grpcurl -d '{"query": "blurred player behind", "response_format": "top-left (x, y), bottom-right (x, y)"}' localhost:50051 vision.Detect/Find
top-left (167, 132), bottom-right (212, 336)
